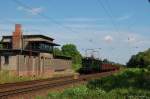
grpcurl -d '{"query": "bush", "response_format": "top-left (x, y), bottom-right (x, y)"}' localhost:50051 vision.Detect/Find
top-left (87, 68), bottom-right (150, 91)
top-left (147, 65), bottom-right (150, 71)
top-left (45, 86), bottom-right (107, 99)
top-left (42, 86), bottom-right (150, 99)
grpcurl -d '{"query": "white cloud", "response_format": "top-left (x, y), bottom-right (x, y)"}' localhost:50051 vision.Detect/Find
top-left (17, 6), bottom-right (44, 15)
top-left (117, 15), bottom-right (131, 21)
top-left (104, 35), bottom-right (113, 43)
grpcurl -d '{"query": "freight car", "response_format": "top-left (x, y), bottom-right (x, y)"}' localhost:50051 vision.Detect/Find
top-left (79, 57), bottom-right (119, 74)
top-left (101, 63), bottom-right (119, 72)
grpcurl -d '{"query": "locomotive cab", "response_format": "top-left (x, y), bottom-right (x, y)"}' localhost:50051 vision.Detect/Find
top-left (79, 57), bottom-right (102, 74)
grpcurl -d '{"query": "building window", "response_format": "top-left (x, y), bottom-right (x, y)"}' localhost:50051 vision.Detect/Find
top-left (4, 56), bottom-right (9, 64)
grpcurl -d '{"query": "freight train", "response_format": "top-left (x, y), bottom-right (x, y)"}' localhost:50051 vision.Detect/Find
top-left (78, 57), bottom-right (119, 74)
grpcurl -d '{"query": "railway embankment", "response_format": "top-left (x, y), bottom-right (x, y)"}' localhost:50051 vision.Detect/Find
top-left (0, 70), bottom-right (117, 99)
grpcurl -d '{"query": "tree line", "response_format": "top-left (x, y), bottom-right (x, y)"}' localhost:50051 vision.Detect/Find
top-left (127, 48), bottom-right (150, 68)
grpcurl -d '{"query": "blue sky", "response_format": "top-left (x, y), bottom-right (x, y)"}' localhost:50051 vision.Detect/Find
top-left (0, 0), bottom-right (150, 64)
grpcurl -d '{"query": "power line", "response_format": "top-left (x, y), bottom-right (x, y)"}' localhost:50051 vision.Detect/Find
top-left (12, 0), bottom-right (78, 33)
top-left (103, 0), bottom-right (135, 42)
top-left (105, 0), bottom-right (131, 32)
top-left (96, 0), bottom-right (120, 34)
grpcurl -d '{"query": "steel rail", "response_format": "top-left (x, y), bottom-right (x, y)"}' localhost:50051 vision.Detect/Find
top-left (0, 71), bottom-right (117, 98)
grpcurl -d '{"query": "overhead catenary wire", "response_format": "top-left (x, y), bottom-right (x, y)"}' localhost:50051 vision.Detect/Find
top-left (96, 0), bottom-right (125, 60)
top-left (98, 0), bottom-right (143, 61)
top-left (105, 0), bottom-right (141, 45)
top-left (96, 0), bottom-right (120, 34)
top-left (12, 0), bottom-right (78, 34)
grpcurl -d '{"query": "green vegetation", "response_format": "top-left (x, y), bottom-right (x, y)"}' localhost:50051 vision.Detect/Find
top-left (0, 70), bottom-right (75, 84)
top-left (54, 44), bottom-right (82, 71)
top-left (88, 68), bottom-right (150, 91)
top-left (0, 71), bottom-right (41, 84)
top-left (127, 48), bottom-right (150, 68)
top-left (61, 44), bottom-right (82, 65)
top-left (53, 47), bottom-right (63, 56)
top-left (38, 68), bottom-right (150, 99)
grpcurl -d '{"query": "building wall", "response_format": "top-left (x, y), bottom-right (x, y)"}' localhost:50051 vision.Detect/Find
top-left (0, 52), bottom-right (72, 77)
top-left (37, 53), bottom-right (72, 77)
top-left (17, 55), bottom-right (32, 76)
top-left (1, 56), bottom-right (17, 70)
top-left (41, 58), bottom-right (72, 77)
top-left (51, 59), bottom-right (72, 71)
top-left (0, 55), bottom-right (38, 76)
top-left (39, 53), bottom-right (54, 77)
top-left (0, 55), bottom-right (18, 75)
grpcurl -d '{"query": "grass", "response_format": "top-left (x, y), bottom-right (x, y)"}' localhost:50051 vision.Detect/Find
top-left (0, 70), bottom-right (75, 84)
top-left (0, 70), bottom-right (42, 84)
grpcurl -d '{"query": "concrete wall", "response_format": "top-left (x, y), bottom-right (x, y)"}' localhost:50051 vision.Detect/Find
top-left (51, 59), bottom-right (72, 71)
top-left (1, 56), bottom-right (17, 70)
top-left (0, 52), bottom-right (72, 77)
top-left (18, 55), bottom-right (31, 76)
top-left (41, 57), bottom-right (72, 77)
top-left (0, 55), bottom-right (18, 75)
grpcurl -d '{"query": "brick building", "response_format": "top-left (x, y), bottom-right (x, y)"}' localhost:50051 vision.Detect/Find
top-left (0, 24), bottom-right (72, 77)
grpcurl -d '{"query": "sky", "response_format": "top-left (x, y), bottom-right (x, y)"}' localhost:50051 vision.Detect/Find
top-left (0, 0), bottom-right (150, 64)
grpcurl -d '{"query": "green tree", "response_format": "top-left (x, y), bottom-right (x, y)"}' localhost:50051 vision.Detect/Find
top-left (127, 48), bottom-right (150, 68)
top-left (61, 44), bottom-right (82, 70)
top-left (53, 47), bottom-right (63, 56)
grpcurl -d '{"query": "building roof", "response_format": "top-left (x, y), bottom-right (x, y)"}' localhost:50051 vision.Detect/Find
top-left (29, 41), bottom-right (60, 46)
top-left (2, 34), bottom-right (54, 41)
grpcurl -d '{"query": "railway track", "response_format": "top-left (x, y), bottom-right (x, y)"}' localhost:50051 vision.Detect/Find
top-left (0, 71), bottom-right (117, 98)
top-left (0, 75), bottom-right (74, 92)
